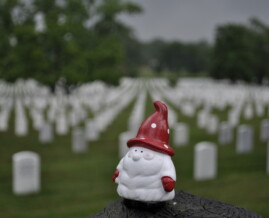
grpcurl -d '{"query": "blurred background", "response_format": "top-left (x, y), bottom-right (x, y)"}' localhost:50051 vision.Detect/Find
top-left (0, 0), bottom-right (269, 217)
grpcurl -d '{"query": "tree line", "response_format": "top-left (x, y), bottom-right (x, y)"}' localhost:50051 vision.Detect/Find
top-left (0, 0), bottom-right (268, 86)
top-left (211, 18), bottom-right (269, 84)
top-left (125, 18), bottom-right (269, 85)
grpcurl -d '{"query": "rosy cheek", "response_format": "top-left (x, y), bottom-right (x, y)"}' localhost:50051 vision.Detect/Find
top-left (143, 153), bottom-right (154, 160)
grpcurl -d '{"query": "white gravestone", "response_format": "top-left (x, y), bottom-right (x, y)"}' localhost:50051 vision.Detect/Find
top-left (218, 122), bottom-right (233, 145)
top-left (13, 151), bottom-right (41, 195)
top-left (15, 100), bottom-right (28, 136)
top-left (119, 131), bottom-right (134, 158)
top-left (260, 119), bottom-right (269, 142)
top-left (15, 113), bottom-right (28, 136)
top-left (39, 123), bottom-right (53, 143)
top-left (56, 112), bottom-right (68, 135)
top-left (85, 119), bottom-right (99, 141)
top-left (194, 142), bottom-right (217, 181)
top-left (255, 103), bottom-right (264, 117)
top-left (197, 111), bottom-right (207, 129)
top-left (72, 128), bottom-right (87, 153)
top-left (32, 110), bottom-right (44, 131)
top-left (68, 110), bottom-right (79, 127)
top-left (0, 110), bottom-right (8, 131)
top-left (267, 142), bottom-right (269, 174)
top-left (236, 125), bottom-right (253, 154)
top-left (173, 123), bottom-right (189, 147)
top-left (206, 115), bottom-right (219, 134)
top-left (243, 103), bottom-right (253, 120)
top-left (228, 110), bottom-right (239, 127)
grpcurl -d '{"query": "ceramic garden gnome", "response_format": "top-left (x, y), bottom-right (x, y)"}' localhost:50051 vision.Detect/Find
top-left (112, 101), bottom-right (176, 202)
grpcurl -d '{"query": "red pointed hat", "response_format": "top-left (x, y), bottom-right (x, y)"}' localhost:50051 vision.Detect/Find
top-left (127, 101), bottom-right (175, 156)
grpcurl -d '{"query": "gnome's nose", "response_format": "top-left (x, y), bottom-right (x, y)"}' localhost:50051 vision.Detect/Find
top-left (132, 153), bottom-right (141, 161)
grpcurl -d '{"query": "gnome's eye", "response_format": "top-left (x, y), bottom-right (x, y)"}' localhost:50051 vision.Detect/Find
top-left (141, 151), bottom-right (143, 153)
top-left (143, 152), bottom-right (154, 160)
top-left (135, 149), bottom-right (137, 152)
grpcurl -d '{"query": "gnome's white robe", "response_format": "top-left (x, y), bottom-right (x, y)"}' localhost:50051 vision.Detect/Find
top-left (115, 147), bottom-right (176, 202)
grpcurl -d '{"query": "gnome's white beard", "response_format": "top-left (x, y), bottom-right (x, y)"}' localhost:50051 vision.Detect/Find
top-left (115, 146), bottom-right (176, 202)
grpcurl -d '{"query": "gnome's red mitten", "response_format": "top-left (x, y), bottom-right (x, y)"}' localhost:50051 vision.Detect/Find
top-left (161, 176), bottom-right (175, 192)
top-left (112, 170), bottom-right (119, 182)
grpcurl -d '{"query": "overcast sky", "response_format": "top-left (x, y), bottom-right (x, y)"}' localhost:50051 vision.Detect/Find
top-left (119, 0), bottom-right (269, 43)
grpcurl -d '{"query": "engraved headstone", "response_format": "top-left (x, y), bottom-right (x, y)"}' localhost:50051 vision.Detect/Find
top-left (15, 113), bottom-right (28, 136)
top-left (13, 151), bottom-right (40, 195)
top-left (197, 111), bottom-right (207, 129)
top-left (267, 142), bottom-right (269, 174)
top-left (56, 112), bottom-right (68, 135)
top-left (194, 142), bottom-right (217, 181)
top-left (39, 122), bottom-right (53, 143)
top-left (206, 115), bottom-right (218, 134)
top-left (173, 123), bottom-right (189, 147)
top-left (72, 128), bottom-right (87, 153)
top-left (243, 103), bottom-right (253, 120)
top-left (228, 109), bottom-right (239, 127)
top-left (31, 110), bottom-right (44, 131)
top-left (236, 125), bottom-right (253, 153)
top-left (218, 122), bottom-right (233, 145)
top-left (260, 119), bottom-right (269, 142)
top-left (0, 109), bottom-right (9, 131)
top-left (85, 119), bottom-right (99, 141)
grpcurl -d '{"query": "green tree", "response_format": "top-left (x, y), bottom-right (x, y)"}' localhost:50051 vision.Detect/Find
top-left (93, 0), bottom-right (142, 80)
top-left (0, 0), bottom-right (142, 86)
top-left (211, 24), bottom-right (256, 82)
top-left (157, 40), bottom-right (211, 75)
top-left (249, 18), bottom-right (269, 84)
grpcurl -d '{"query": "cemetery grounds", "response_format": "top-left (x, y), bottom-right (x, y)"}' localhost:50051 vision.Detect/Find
top-left (0, 78), bottom-right (268, 217)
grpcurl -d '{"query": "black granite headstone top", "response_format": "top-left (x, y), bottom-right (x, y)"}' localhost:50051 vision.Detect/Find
top-left (91, 190), bottom-right (261, 218)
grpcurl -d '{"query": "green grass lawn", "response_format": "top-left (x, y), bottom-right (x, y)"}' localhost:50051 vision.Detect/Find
top-left (0, 97), bottom-right (268, 217)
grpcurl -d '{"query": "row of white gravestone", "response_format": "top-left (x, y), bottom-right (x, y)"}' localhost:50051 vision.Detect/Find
top-left (220, 120), bottom-right (269, 153)
top-left (194, 140), bottom-right (269, 181)
top-left (119, 119), bottom-right (267, 156)
top-left (118, 90), bottom-right (147, 158)
top-left (128, 90), bottom-right (146, 133)
top-left (148, 84), bottom-right (178, 128)
top-left (159, 78), bottom-right (269, 130)
top-left (155, 117), bottom-right (264, 152)
top-left (12, 129), bottom-right (88, 195)
top-left (10, 140), bottom-right (269, 196)
top-left (0, 78), bottom-right (141, 135)
top-left (152, 80), bottom-right (197, 118)
top-left (173, 120), bottom-right (268, 150)
top-left (44, 81), bottom-right (137, 137)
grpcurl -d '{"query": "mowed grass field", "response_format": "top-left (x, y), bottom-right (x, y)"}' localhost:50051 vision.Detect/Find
top-left (0, 96), bottom-right (268, 217)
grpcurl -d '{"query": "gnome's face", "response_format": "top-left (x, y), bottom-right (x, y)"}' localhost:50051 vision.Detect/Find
top-left (123, 146), bottom-right (164, 177)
